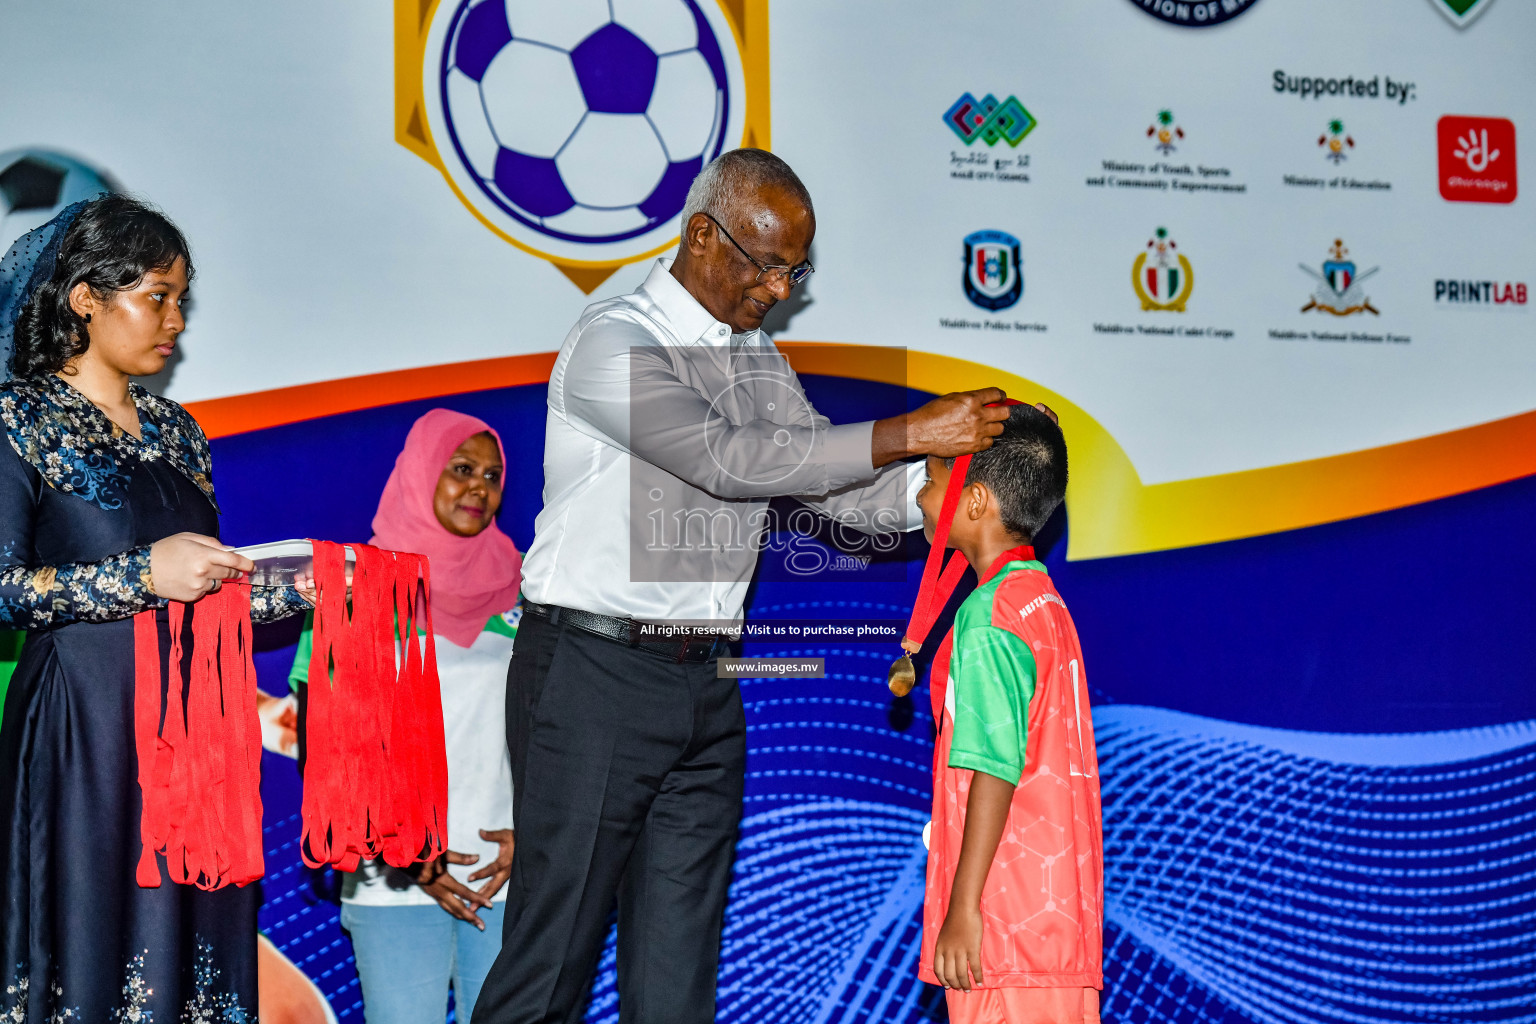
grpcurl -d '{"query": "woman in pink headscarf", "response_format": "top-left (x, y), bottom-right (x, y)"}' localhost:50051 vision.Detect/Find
top-left (289, 408), bottom-right (523, 1024)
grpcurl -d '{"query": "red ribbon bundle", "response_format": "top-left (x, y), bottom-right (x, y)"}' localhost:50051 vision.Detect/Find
top-left (132, 539), bottom-right (449, 890)
top-left (133, 583), bottom-right (265, 889)
top-left (299, 541), bottom-right (448, 872)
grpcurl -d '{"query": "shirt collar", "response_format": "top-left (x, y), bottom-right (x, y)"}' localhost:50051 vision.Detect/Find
top-left (978, 545), bottom-right (1038, 584)
top-left (637, 258), bottom-right (737, 348)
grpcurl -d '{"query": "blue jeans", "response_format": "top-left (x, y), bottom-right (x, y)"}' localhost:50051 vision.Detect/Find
top-left (340, 902), bottom-right (503, 1023)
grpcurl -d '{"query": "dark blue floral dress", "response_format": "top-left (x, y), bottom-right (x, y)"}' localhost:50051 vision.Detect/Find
top-left (0, 374), bottom-right (304, 1022)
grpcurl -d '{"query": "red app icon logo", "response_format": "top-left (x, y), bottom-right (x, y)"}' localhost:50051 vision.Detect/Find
top-left (1438, 115), bottom-right (1517, 204)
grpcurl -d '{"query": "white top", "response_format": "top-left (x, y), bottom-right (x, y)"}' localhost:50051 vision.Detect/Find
top-left (520, 259), bottom-right (924, 623)
top-left (342, 611), bottom-right (518, 906)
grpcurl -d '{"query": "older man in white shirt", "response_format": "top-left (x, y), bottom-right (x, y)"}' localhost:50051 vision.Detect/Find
top-left (472, 149), bottom-right (1010, 1024)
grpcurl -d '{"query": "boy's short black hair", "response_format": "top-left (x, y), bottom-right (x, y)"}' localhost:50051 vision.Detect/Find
top-left (962, 404), bottom-right (1068, 542)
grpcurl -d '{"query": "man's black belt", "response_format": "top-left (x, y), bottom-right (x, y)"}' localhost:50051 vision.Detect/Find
top-left (523, 601), bottom-right (734, 663)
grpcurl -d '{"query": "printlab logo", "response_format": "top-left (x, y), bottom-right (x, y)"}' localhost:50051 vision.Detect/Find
top-left (1124, 0), bottom-right (1262, 28)
top-left (1427, 0), bottom-right (1497, 27)
top-left (1320, 120), bottom-right (1355, 163)
top-left (944, 94), bottom-right (1037, 147)
top-left (395, 0), bottom-right (765, 293)
top-left (963, 231), bottom-right (1023, 311)
top-left (1132, 228), bottom-right (1193, 312)
top-left (1299, 239), bottom-right (1379, 316)
top-left (1148, 110), bottom-right (1184, 154)
top-left (1434, 278), bottom-right (1527, 307)
top-left (1438, 116), bottom-right (1517, 203)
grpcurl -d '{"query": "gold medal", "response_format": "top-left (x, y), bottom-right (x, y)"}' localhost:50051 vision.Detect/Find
top-left (887, 638), bottom-right (922, 696)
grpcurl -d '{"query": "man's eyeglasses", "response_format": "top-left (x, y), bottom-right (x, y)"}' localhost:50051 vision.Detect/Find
top-left (703, 214), bottom-right (815, 287)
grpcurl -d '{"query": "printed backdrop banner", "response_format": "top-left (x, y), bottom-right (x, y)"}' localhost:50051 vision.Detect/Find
top-left (2, 0), bottom-right (1533, 1022)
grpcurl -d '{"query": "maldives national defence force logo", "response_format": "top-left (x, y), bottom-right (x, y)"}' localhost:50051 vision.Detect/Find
top-left (1300, 239), bottom-right (1379, 316)
top-left (963, 231), bottom-right (1023, 310)
top-left (395, 0), bottom-right (766, 292)
top-left (944, 94), bottom-right (1037, 147)
top-left (1132, 228), bottom-right (1193, 312)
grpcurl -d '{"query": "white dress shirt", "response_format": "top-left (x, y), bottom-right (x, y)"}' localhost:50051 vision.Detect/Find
top-left (521, 259), bottom-right (923, 623)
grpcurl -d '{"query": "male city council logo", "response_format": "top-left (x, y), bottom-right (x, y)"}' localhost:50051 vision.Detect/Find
top-left (1299, 239), bottom-right (1380, 316)
top-left (944, 94), bottom-right (1037, 147)
top-left (963, 231), bottom-right (1023, 311)
top-left (395, 0), bottom-right (768, 293)
top-left (1132, 227), bottom-right (1193, 312)
top-left (1124, 0), bottom-right (1262, 28)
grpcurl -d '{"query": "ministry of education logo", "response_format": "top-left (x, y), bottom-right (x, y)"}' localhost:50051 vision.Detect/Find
top-left (1427, 0), bottom-right (1497, 27)
top-left (944, 94), bottom-right (1037, 148)
top-left (1148, 110), bottom-right (1184, 155)
top-left (1300, 239), bottom-right (1380, 316)
top-left (1125, 0), bottom-right (1262, 28)
top-left (1320, 120), bottom-right (1355, 163)
top-left (394, 0), bottom-right (768, 293)
top-left (963, 231), bottom-right (1023, 311)
top-left (1132, 227), bottom-right (1193, 312)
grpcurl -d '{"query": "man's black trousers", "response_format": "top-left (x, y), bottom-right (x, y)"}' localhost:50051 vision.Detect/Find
top-left (471, 611), bottom-right (746, 1024)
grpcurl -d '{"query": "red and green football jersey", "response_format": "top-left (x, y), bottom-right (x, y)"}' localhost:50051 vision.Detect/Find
top-left (918, 549), bottom-right (1104, 990)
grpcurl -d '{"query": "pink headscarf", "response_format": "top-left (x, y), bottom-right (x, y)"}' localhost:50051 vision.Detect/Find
top-left (370, 409), bottom-right (523, 648)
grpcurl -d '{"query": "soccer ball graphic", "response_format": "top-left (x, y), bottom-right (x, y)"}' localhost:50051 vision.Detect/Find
top-left (434, 0), bottom-right (737, 259)
top-left (0, 149), bottom-right (115, 258)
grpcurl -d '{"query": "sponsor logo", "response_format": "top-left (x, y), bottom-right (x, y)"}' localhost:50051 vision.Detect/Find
top-left (943, 93), bottom-right (1037, 148)
top-left (1299, 239), bottom-right (1379, 316)
top-left (1438, 115), bottom-right (1517, 203)
top-left (1148, 109), bottom-right (1185, 154)
top-left (1124, 0), bottom-right (1261, 27)
top-left (1320, 120), bottom-right (1355, 163)
top-left (1132, 227), bottom-right (1194, 312)
top-left (395, 0), bottom-right (765, 293)
top-left (1434, 279), bottom-right (1527, 306)
top-left (963, 230), bottom-right (1023, 311)
top-left (1427, 0), bottom-right (1497, 27)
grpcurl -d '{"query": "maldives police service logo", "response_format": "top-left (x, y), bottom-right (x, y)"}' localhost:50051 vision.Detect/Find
top-left (1125, 0), bottom-right (1261, 27)
top-left (963, 231), bottom-right (1023, 310)
top-left (397, 0), bottom-right (763, 291)
top-left (1132, 227), bottom-right (1193, 312)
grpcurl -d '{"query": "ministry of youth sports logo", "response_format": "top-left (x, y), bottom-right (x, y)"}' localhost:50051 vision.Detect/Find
top-left (398, 0), bottom-right (761, 290)
top-left (963, 231), bottom-right (1023, 311)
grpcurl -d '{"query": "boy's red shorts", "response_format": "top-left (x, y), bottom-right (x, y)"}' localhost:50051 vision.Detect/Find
top-left (945, 986), bottom-right (1100, 1024)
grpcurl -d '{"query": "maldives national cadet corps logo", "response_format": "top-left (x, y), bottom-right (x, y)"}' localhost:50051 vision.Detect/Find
top-left (963, 231), bottom-right (1023, 311)
top-left (1132, 227), bottom-right (1193, 312)
top-left (395, 0), bottom-right (766, 292)
top-left (1299, 239), bottom-right (1380, 316)
top-left (944, 94), bottom-right (1037, 147)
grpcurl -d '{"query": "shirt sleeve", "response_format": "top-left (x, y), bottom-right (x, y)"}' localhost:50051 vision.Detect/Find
top-left (0, 439), bottom-right (164, 630)
top-left (947, 624), bottom-right (1037, 785)
top-left (288, 611), bottom-right (315, 692)
top-left (250, 585), bottom-right (309, 624)
top-left (556, 313), bottom-right (878, 501)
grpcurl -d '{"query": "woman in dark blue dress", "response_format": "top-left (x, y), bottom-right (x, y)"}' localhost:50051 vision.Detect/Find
top-left (0, 196), bottom-right (307, 1020)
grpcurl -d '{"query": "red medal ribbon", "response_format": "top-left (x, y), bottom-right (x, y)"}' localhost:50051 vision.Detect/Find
top-left (133, 540), bottom-right (448, 890)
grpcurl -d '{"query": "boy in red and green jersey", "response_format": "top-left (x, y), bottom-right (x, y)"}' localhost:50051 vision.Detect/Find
top-left (914, 405), bottom-right (1103, 1024)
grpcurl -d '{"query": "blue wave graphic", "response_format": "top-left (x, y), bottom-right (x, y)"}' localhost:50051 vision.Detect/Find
top-left (1096, 707), bottom-right (1536, 1024)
